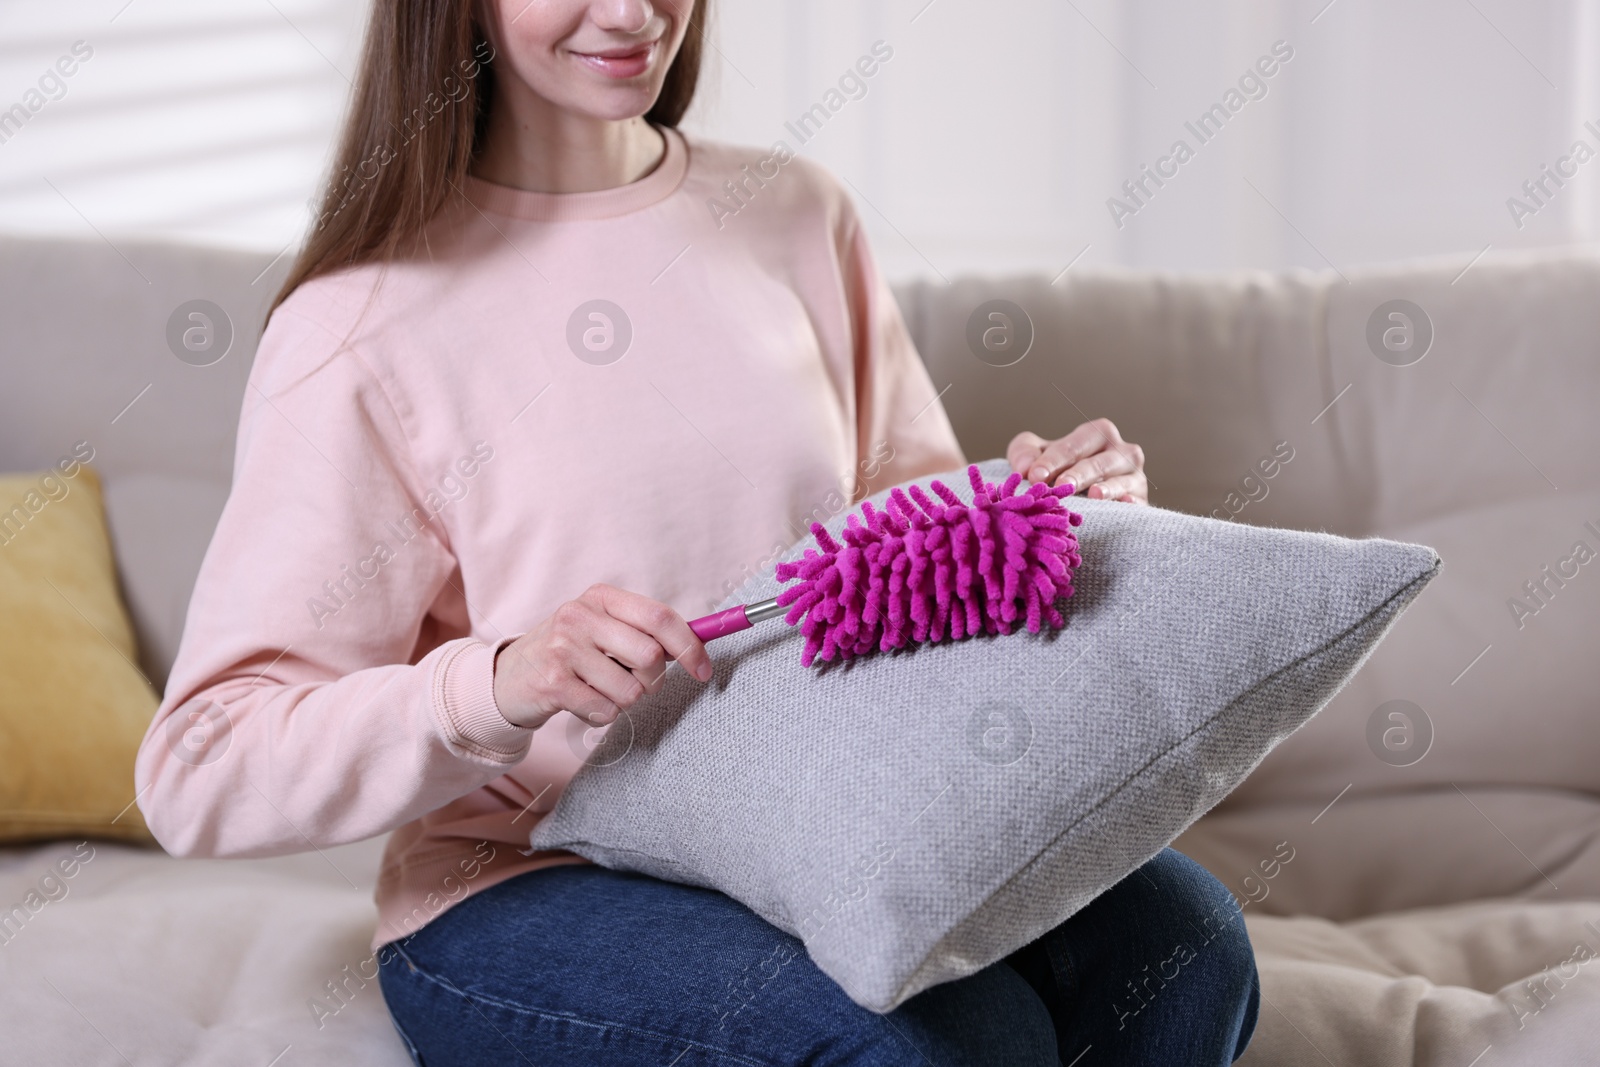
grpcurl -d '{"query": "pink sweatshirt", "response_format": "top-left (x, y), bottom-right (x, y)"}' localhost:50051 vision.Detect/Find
top-left (135, 127), bottom-right (967, 950)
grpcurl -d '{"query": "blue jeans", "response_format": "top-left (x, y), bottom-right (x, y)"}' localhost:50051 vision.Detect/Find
top-left (378, 848), bottom-right (1258, 1065)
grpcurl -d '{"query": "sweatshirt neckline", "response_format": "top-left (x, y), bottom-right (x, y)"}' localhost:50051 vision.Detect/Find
top-left (461, 126), bottom-right (687, 221)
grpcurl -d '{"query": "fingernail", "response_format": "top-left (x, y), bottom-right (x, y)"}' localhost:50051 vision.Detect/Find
top-left (1029, 465), bottom-right (1047, 481)
top-left (697, 661), bottom-right (713, 682)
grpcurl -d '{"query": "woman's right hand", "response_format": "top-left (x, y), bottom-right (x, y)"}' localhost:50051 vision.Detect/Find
top-left (491, 583), bottom-right (714, 731)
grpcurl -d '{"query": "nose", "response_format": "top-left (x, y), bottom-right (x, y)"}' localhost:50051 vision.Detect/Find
top-left (591, 0), bottom-right (656, 37)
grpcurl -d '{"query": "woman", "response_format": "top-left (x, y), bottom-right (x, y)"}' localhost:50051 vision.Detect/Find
top-left (135, 1), bottom-right (1257, 1063)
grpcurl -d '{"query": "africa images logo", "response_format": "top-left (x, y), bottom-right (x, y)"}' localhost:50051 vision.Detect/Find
top-left (566, 299), bottom-right (633, 366)
top-left (1365, 300), bottom-right (1433, 367)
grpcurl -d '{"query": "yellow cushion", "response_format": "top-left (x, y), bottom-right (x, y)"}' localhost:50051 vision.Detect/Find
top-left (0, 464), bottom-right (157, 843)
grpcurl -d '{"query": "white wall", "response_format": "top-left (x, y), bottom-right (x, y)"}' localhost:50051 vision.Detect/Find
top-left (690, 0), bottom-right (1600, 278)
top-left (0, 0), bottom-right (367, 254)
top-left (2, 0), bottom-right (1596, 280)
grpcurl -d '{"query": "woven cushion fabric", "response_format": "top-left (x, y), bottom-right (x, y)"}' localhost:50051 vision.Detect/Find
top-left (0, 465), bottom-right (158, 844)
top-left (529, 457), bottom-right (1440, 1013)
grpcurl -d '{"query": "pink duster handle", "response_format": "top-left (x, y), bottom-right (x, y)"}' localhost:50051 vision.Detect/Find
top-left (687, 597), bottom-right (787, 642)
top-left (688, 607), bottom-right (753, 641)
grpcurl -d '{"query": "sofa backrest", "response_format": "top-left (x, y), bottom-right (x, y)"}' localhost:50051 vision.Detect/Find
top-left (5, 234), bottom-right (1597, 916)
top-left (895, 251), bottom-right (1600, 917)
top-left (0, 235), bottom-right (287, 688)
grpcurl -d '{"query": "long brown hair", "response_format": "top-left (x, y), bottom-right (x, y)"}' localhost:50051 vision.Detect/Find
top-left (270, 0), bottom-right (708, 317)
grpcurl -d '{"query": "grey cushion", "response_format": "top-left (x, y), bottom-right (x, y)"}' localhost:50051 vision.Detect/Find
top-left (529, 457), bottom-right (1440, 1013)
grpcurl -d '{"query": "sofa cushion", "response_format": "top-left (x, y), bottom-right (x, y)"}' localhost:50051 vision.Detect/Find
top-left (100, 472), bottom-right (231, 690)
top-left (530, 456), bottom-right (1439, 1012)
top-left (1240, 900), bottom-right (1600, 1066)
top-left (0, 466), bottom-right (156, 844)
top-left (0, 837), bottom-right (407, 1066)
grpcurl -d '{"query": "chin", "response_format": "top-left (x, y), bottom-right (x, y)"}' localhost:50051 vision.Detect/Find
top-left (571, 88), bottom-right (666, 122)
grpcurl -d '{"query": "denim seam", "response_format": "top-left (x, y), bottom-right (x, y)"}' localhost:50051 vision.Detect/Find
top-left (388, 1011), bottom-right (426, 1067)
top-left (1045, 933), bottom-right (1080, 1009)
top-left (392, 945), bottom-right (778, 1067)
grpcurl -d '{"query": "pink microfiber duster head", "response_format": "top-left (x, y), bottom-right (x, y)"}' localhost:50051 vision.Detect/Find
top-left (684, 465), bottom-right (1085, 664)
top-left (773, 464), bottom-right (1084, 666)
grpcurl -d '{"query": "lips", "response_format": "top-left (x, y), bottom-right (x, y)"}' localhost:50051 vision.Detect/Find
top-left (572, 41), bottom-right (656, 80)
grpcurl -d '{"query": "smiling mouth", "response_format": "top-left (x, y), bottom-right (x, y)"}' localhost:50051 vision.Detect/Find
top-left (572, 42), bottom-right (657, 80)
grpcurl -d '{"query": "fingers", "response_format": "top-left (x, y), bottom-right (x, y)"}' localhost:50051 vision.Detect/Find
top-left (1007, 431), bottom-right (1049, 478)
top-left (582, 607), bottom-right (672, 692)
top-left (494, 585), bottom-right (715, 731)
top-left (1086, 471), bottom-right (1149, 504)
top-left (585, 584), bottom-right (713, 683)
top-left (492, 635), bottom-right (620, 729)
top-left (1058, 439), bottom-right (1143, 496)
top-left (1013, 419), bottom-right (1147, 498)
top-left (568, 648), bottom-right (645, 724)
top-left (1027, 419), bottom-right (1120, 487)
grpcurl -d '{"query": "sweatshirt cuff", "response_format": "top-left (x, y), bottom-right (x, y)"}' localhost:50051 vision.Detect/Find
top-left (435, 636), bottom-right (532, 762)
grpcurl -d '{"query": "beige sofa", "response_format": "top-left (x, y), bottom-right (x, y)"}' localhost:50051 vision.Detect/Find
top-left (2, 233), bottom-right (1595, 1065)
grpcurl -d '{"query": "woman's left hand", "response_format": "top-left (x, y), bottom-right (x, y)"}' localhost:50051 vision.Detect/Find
top-left (1007, 420), bottom-right (1149, 504)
